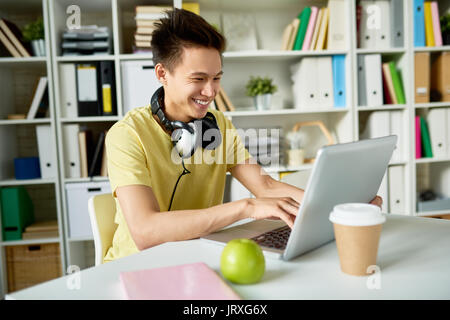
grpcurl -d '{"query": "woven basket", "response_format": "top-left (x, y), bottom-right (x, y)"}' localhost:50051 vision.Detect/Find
top-left (6, 243), bottom-right (62, 292)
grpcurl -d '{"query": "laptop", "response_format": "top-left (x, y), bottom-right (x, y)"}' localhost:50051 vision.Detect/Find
top-left (201, 135), bottom-right (397, 260)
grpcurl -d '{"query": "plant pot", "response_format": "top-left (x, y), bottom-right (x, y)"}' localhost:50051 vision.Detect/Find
top-left (253, 94), bottom-right (272, 111)
top-left (31, 39), bottom-right (45, 57)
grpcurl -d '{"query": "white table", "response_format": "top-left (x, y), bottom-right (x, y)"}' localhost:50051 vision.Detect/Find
top-left (6, 214), bottom-right (450, 300)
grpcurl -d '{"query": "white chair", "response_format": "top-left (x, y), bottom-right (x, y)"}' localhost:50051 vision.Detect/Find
top-left (88, 193), bottom-right (117, 266)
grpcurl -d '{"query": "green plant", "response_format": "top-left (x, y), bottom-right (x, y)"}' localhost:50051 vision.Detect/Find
top-left (441, 13), bottom-right (450, 33)
top-left (22, 18), bottom-right (44, 42)
top-left (245, 76), bottom-right (277, 97)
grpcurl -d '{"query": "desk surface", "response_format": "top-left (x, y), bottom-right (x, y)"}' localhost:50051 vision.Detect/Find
top-left (6, 214), bottom-right (450, 300)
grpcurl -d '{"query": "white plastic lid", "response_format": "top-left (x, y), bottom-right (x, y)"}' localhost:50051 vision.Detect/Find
top-left (329, 203), bottom-right (386, 227)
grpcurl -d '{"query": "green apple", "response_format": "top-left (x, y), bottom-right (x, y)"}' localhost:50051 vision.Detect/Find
top-left (220, 238), bottom-right (265, 284)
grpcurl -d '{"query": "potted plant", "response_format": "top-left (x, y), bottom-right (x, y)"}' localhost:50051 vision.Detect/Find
top-left (246, 76), bottom-right (277, 111)
top-left (22, 18), bottom-right (45, 57)
top-left (441, 13), bottom-right (450, 46)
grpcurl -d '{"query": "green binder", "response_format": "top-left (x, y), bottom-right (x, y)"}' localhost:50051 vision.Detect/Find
top-left (388, 61), bottom-right (406, 104)
top-left (420, 116), bottom-right (433, 158)
top-left (0, 186), bottom-right (34, 241)
top-left (293, 7), bottom-right (311, 51)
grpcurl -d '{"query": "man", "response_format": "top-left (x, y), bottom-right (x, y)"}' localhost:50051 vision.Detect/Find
top-left (104, 9), bottom-right (381, 262)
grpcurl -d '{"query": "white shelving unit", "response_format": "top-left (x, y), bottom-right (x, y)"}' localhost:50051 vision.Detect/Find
top-left (1, 0), bottom-right (450, 298)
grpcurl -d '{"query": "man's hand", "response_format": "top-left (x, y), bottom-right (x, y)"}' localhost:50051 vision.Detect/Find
top-left (246, 197), bottom-right (299, 229)
top-left (370, 195), bottom-right (383, 209)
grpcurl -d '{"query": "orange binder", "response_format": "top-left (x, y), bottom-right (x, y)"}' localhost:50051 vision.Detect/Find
top-left (431, 52), bottom-right (450, 102)
top-left (414, 52), bottom-right (430, 103)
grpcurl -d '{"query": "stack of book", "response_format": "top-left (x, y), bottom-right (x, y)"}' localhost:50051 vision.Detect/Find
top-left (280, 0), bottom-right (347, 51)
top-left (414, 1), bottom-right (445, 47)
top-left (0, 19), bottom-right (32, 57)
top-left (22, 220), bottom-right (59, 240)
top-left (133, 5), bottom-right (171, 53)
top-left (62, 25), bottom-right (111, 56)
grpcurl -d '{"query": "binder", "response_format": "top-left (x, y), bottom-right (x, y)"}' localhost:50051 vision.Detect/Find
top-left (420, 116), bottom-right (433, 158)
top-left (427, 108), bottom-right (447, 158)
top-left (388, 61), bottom-right (406, 104)
top-left (100, 130), bottom-right (108, 177)
top-left (361, 111), bottom-right (390, 140)
top-left (415, 116), bottom-right (422, 158)
top-left (364, 54), bottom-right (383, 107)
top-left (375, 0), bottom-right (391, 49)
top-left (317, 56), bottom-right (334, 109)
top-left (413, 0), bottom-right (425, 47)
top-left (59, 63), bottom-right (78, 118)
top-left (382, 63), bottom-right (397, 104)
top-left (302, 6), bottom-right (318, 51)
top-left (389, 111), bottom-right (403, 162)
top-left (62, 124), bottom-right (81, 178)
top-left (121, 61), bottom-right (160, 115)
top-left (332, 55), bottom-right (346, 108)
top-left (76, 63), bottom-right (100, 116)
top-left (315, 7), bottom-right (329, 50)
top-left (327, 0), bottom-right (347, 50)
top-left (388, 165), bottom-right (404, 214)
top-left (99, 61), bottom-right (116, 115)
top-left (414, 52), bottom-right (430, 103)
top-left (390, 0), bottom-right (404, 47)
top-left (35, 125), bottom-right (57, 179)
top-left (430, 52), bottom-right (450, 102)
top-left (310, 8), bottom-right (323, 51)
top-left (424, 2), bottom-right (434, 47)
top-left (359, 0), bottom-right (376, 49)
top-left (88, 131), bottom-right (106, 177)
top-left (430, 1), bottom-right (442, 47)
top-left (295, 57), bottom-right (317, 109)
top-left (293, 7), bottom-right (311, 50)
top-left (377, 171), bottom-right (389, 213)
top-left (0, 187), bottom-right (34, 241)
top-left (357, 55), bottom-right (367, 106)
top-left (120, 262), bottom-right (240, 300)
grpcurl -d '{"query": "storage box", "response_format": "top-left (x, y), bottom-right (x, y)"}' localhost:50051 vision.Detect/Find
top-left (0, 186), bottom-right (34, 241)
top-left (6, 243), bottom-right (62, 292)
top-left (65, 181), bottom-right (111, 239)
top-left (14, 157), bottom-right (41, 179)
top-left (417, 197), bottom-right (450, 212)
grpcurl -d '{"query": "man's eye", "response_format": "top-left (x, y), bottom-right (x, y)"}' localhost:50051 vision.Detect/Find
top-left (214, 77), bottom-right (221, 81)
top-left (194, 78), bottom-right (204, 81)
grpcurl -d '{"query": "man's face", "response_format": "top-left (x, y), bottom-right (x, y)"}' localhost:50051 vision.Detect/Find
top-left (163, 46), bottom-right (223, 122)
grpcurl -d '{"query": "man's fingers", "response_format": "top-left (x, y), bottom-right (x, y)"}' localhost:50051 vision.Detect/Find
top-left (278, 199), bottom-right (299, 217)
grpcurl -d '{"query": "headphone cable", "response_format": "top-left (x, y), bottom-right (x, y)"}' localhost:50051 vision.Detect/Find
top-left (167, 159), bottom-right (191, 211)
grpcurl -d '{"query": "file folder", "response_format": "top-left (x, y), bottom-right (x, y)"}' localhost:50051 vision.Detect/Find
top-left (332, 55), bottom-right (346, 107)
top-left (414, 52), bottom-right (430, 103)
top-left (59, 63), bottom-right (78, 118)
top-left (357, 55), bottom-right (367, 106)
top-left (364, 54), bottom-right (383, 106)
top-left (420, 116), bottom-right (433, 158)
top-left (1, 187), bottom-right (34, 241)
top-left (388, 165), bottom-right (404, 214)
top-left (415, 116), bottom-right (422, 158)
top-left (414, 0), bottom-right (425, 47)
top-left (63, 124), bottom-right (81, 178)
top-left (99, 61), bottom-right (116, 115)
top-left (389, 111), bottom-right (404, 162)
top-left (359, 0), bottom-right (376, 49)
top-left (424, 2), bottom-right (434, 47)
top-left (390, 0), bottom-right (404, 47)
top-left (327, 0), bottom-right (348, 50)
top-left (35, 125), bottom-right (57, 179)
top-left (427, 108), bottom-right (447, 158)
top-left (377, 172), bottom-right (389, 213)
top-left (317, 57), bottom-right (334, 108)
top-left (76, 63), bottom-right (100, 116)
top-left (375, 0), bottom-right (391, 49)
top-left (431, 52), bottom-right (450, 102)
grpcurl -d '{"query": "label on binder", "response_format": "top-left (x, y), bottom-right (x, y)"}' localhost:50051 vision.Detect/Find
top-left (102, 84), bottom-right (112, 113)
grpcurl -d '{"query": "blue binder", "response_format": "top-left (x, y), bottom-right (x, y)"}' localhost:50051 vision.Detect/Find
top-left (414, 0), bottom-right (425, 47)
top-left (332, 55), bottom-right (346, 108)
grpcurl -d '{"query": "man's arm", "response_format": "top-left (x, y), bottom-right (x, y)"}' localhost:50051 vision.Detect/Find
top-left (116, 184), bottom-right (299, 251)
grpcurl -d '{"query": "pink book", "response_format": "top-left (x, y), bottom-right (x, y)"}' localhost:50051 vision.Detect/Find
top-left (302, 6), bottom-right (319, 51)
top-left (120, 262), bottom-right (241, 300)
top-left (431, 2), bottom-right (443, 46)
top-left (415, 116), bottom-right (422, 159)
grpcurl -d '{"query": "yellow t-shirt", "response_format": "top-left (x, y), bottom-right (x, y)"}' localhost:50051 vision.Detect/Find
top-left (103, 106), bottom-right (250, 262)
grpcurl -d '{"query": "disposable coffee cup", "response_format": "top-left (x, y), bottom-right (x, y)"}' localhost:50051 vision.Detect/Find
top-left (329, 203), bottom-right (386, 276)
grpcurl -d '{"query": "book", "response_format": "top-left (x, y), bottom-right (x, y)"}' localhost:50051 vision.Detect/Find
top-left (100, 130), bottom-right (108, 177)
top-left (119, 262), bottom-right (240, 300)
top-left (280, 22), bottom-right (294, 51)
top-left (388, 62), bottom-right (406, 104)
top-left (293, 7), bottom-right (312, 50)
top-left (424, 2), bottom-right (434, 47)
top-left (382, 63), bottom-right (397, 104)
top-left (287, 18), bottom-right (300, 50)
top-left (415, 116), bottom-right (422, 158)
top-left (219, 87), bottom-right (235, 111)
top-left (78, 130), bottom-right (94, 178)
top-left (310, 8), bottom-right (323, 51)
top-left (420, 116), bottom-right (433, 158)
top-left (88, 131), bottom-right (106, 177)
top-left (27, 77), bottom-right (48, 119)
top-left (214, 92), bottom-right (227, 112)
top-left (430, 1), bottom-right (442, 47)
top-left (135, 5), bottom-right (172, 14)
top-left (0, 28), bottom-right (21, 57)
top-left (315, 7), bottom-right (329, 50)
top-left (0, 19), bottom-right (31, 57)
top-left (22, 220), bottom-right (59, 240)
top-left (302, 6), bottom-right (318, 51)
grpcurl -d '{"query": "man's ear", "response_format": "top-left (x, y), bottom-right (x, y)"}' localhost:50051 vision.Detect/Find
top-left (155, 63), bottom-right (167, 85)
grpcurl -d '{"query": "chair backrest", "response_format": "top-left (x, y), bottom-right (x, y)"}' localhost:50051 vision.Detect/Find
top-left (88, 193), bottom-right (117, 266)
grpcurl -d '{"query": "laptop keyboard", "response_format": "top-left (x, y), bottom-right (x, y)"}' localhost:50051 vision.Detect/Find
top-left (251, 225), bottom-right (291, 250)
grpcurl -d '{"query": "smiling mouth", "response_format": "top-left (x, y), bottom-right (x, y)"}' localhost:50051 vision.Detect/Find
top-left (192, 98), bottom-right (211, 106)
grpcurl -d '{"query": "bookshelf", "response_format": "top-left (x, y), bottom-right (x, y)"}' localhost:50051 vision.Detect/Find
top-left (0, 0), bottom-right (449, 298)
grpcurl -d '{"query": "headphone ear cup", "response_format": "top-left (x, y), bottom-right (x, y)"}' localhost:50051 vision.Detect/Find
top-left (172, 122), bottom-right (198, 159)
top-left (199, 113), bottom-right (222, 150)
